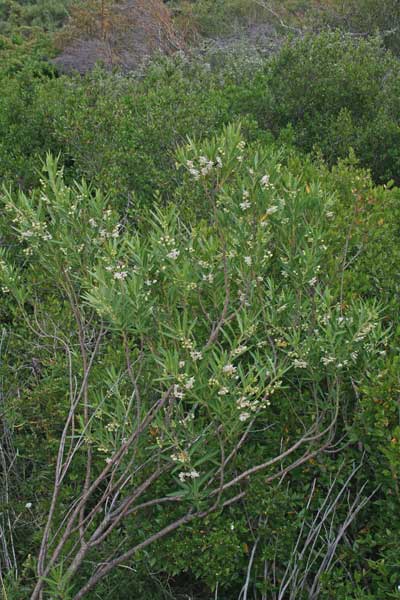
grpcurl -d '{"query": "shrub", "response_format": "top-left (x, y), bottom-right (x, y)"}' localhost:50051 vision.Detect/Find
top-left (262, 32), bottom-right (400, 184)
top-left (0, 52), bottom-right (266, 198)
top-left (0, 126), bottom-right (392, 598)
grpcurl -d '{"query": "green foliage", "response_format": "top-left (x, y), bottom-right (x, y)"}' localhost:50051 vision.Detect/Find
top-left (0, 126), bottom-right (398, 598)
top-left (262, 32), bottom-right (400, 184)
top-left (1, 7), bottom-right (400, 598)
top-left (315, 0), bottom-right (400, 55)
top-left (171, 0), bottom-right (266, 38)
top-left (0, 53), bottom-right (266, 199)
top-left (0, 0), bottom-right (73, 34)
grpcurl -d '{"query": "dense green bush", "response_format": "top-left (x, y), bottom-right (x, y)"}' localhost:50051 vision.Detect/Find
top-left (170, 0), bottom-right (267, 38)
top-left (3, 31), bottom-right (400, 197)
top-left (0, 0), bottom-right (73, 34)
top-left (260, 32), bottom-right (400, 184)
top-left (316, 0), bottom-right (400, 55)
top-left (1, 10), bottom-right (400, 598)
top-left (0, 53), bottom-right (268, 199)
top-left (1, 125), bottom-right (400, 599)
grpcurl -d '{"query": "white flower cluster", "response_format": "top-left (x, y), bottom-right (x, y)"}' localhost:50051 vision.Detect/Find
top-left (186, 153), bottom-right (222, 180)
top-left (181, 337), bottom-right (194, 350)
top-left (235, 378), bottom-right (278, 422)
top-left (173, 374), bottom-right (196, 400)
top-left (240, 190), bottom-right (251, 211)
top-left (167, 249), bottom-right (180, 260)
top-left (159, 235), bottom-right (181, 261)
top-left (321, 355), bottom-right (335, 366)
top-left (202, 273), bottom-right (214, 283)
top-left (105, 421), bottom-right (119, 432)
top-left (190, 350), bottom-right (203, 361)
top-left (239, 412), bottom-right (251, 422)
top-left (232, 345), bottom-right (248, 357)
top-left (260, 174), bottom-right (271, 188)
top-left (17, 218), bottom-right (53, 243)
top-left (171, 450), bottom-right (189, 463)
top-left (114, 270), bottom-right (128, 280)
top-left (293, 359), bottom-right (308, 369)
top-left (222, 363), bottom-right (237, 376)
top-left (178, 469), bottom-right (200, 482)
top-left (265, 205), bottom-right (279, 215)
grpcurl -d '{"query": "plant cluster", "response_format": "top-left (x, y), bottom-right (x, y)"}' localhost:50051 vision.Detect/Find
top-left (1, 3), bottom-right (400, 599)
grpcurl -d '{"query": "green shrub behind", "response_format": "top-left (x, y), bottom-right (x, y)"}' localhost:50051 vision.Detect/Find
top-left (262, 32), bottom-right (400, 184)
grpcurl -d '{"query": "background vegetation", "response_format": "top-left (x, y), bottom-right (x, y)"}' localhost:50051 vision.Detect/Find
top-left (1, 1), bottom-right (400, 599)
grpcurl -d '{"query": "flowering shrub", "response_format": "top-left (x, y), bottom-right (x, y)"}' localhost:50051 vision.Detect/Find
top-left (0, 124), bottom-right (390, 598)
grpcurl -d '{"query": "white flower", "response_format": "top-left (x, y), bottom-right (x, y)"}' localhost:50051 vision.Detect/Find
top-left (240, 200), bottom-right (251, 211)
top-left (218, 387), bottom-right (229, 396)
top-left (239, 412), bottom-right (251, 422)
top-left (198, 260), bottom-right (209, 268)
top-left (167, 249), bottom-right (180, 260)
top-left (111, 225), bottom-right (121, 238)
top-left (178, 469), bottom-right (200, 482)
top-left (179, 360), bottom-right (185, 368)
top-left (25, 502), bottom-right (33, 509)
top-left (114, 271), bottom-right (128, 280)
top-left (260, 174), bottom-right (270, 188)
top-left (321, 356), bottom-right (335, 366)
top-left (309, 276), bottom-right (317, 286)
top-left (181, 338), bottom-right (193, 349)
top-left (238, 290), bottom-right (250, 306)
top-left (237, 396), bottom-right (250, 409)
top-left (201, 164), bottom-right (213, 176)
top-left (88, 218), bottom-right (97, 227)
top-left (189, 168), bottom-right (200, 180)
top-left (293, 359), bottom-right (308, 369)
top-left (223, 364), bottom-right (237, 376)
top-left (265, 205), bottom-right (279, 215)
top-left (244, 256), bottom-right (252, 266)
top-left (232, 345), bottom-right (247, 357)
top-left (174, 385), bottom-right (185, 399)
top-left (190, 350), bottom-right (203, 361)
top-left (185, 376), bottom-right (195, 390)
top-left (202, 273), bottom-right (214, 283)
top-left (242, 190), bottom-right (250, 199)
